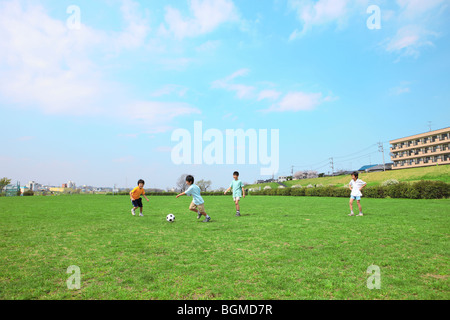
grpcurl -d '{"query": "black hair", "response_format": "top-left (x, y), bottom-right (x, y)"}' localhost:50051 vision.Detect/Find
top-left (351, 172), bottom-right (359, 179)
top-left (233, 171), bottom-right (239, 176)
top-left (137, 179), bottom-right (145, 185)
top-left (185, 175), bottom-right (194, 184)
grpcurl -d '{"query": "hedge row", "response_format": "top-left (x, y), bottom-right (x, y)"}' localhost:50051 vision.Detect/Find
top-left (250, 181), bottom-right (449, 199)
top-left (106, 191), bottom-right (228, 196)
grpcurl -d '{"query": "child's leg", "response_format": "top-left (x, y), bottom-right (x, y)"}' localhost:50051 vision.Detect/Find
top-left (235, 199), bottom-right (240, 212)
top-left (349, 198), bottom-right (354, 212)
top-left (189, 203), bottom-right (202, 218)
top-left (357, 200), bottom-right (362, 213)
top-left (198, 204), bottom-right (210, 221)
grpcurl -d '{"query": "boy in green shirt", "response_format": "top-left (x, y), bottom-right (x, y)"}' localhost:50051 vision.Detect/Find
top-left (224, 171), bottom-right (245, 216)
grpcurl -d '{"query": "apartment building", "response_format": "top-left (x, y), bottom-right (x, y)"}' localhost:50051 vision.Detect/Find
top-left (390, 127), bottom-right (450, 169)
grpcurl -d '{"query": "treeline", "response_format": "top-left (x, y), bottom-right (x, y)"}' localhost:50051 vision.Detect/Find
top-left (250, 180), bottom-right (449, 199)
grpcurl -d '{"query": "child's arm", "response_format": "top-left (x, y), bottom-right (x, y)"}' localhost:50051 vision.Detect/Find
top-left (176, 192), bottom-right (186, 198)
top-left (224, 187), bottom-right (231, 195)
top-left (129, 191), bottom-right (134, 200)
top-left (360, 183), bottom-right (367, 191)
top-left (242, 187), bottom-right (246, 198)
top-left (143, 195), bottom-right (149, 202)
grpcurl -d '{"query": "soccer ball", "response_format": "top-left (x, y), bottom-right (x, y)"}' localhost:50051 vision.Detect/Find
top-left (166, 214), bottom-right (175, 222)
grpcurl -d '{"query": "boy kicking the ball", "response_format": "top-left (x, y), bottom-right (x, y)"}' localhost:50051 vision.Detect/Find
top-left (176, 175), bottom-right (212, 222)
top-left (224, 171), bottom-right (245, 216)
top-left (348, 172), bottom-right (367, 217)
top-left (130, 179), bottom-right (149, 217)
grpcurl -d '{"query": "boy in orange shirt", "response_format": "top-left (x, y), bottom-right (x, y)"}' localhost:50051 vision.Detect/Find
top-left (129, 179), bottom-right (149, 217)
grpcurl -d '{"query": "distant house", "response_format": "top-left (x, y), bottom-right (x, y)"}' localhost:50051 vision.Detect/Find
top-left (358, 164), bottom-right (378, 172)
top-left (367, 163), bottom-right (393, 172)
top-left (256, 179), bottom-right (276, 184)
top-left (358, 163), bottom-right (393, 173)
top-left (332, 170), bottom-right (354, 176)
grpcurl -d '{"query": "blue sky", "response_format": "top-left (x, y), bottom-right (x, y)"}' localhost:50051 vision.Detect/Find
top-left (1, 0), bottom-right (449, 189)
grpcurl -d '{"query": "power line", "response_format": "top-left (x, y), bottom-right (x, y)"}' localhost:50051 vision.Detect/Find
top-left (378, 142), bottom-right (386, 172)
top-left (333, 144), bottom-right (378, 159)
top-left (333, 151), bottom-right (379, 168)
top-left (334, 151), bottom-right (379, 163)
top-left (289, 142), bottom-right (384, 174)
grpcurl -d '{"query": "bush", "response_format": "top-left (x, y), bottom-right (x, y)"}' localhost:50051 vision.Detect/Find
top-left (381, 179), bottom-right (400, 187)
top-left (334, 187), bottom-right (351, 198)
top-left (23, 190), bottom-right (34, 196)
top-left (276, 188), bottom-right (291, 196)
top-left (290, 188), bottom-right (306, 196)
top-left (405, 184), bottom-right (420, 199)
top-left (248, 180), bottom-right (449, 199)
top-left (413, 180), bottom-right (449, 199)
top-left (385, 182), bottom-right (410, 198)
top-left (363, 186), bottom-right (385, 199)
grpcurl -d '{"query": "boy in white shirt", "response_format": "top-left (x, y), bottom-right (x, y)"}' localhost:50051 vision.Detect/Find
top-left (348, 172), bottom-right (367, 216)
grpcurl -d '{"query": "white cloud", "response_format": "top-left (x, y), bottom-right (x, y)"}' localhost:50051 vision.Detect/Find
top-left (213, 69), bottom-right (336, 112)
top-left (196, 40), bottom-right (221, 52)
top-left (161, 0), bottom-right (239, 39)
top-left (0, 0), bottom-right (196, 133)
top-left (390, 82), bottom-right (412, 95)
top-left (125, 101), bottom-right (201, 131)
top-left (396, 0), bottom-right (446, 19)
top-left (154, 146), bottom-right (173, 153)
top-left (114, 0), bottom-right (151, 50)
top-left (289, 0), bottom-right (354, 39)
top-left (385, 26), bottom-right (437, 58)
top-left (382, 0), bottom-right (447, 59)
top-left (0, 0), bottom-right (108, 115)
top-left (258, 90), bottom-right (282, 101)
top-left (150, 85), bottom-right (189, 98)
top-left (159, 57), bottom-right (194, 71)
top-left (264, 92), bottom-right (331, 113)
top-left (0, 0), bottom-right (154, 116)
top-left (212, 69), bottom-right (256, 99)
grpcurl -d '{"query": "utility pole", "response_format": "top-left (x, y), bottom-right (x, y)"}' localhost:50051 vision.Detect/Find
top-left (378, 142), bottom-right (386, 171)
top-left (291, 166), bottom-right (294, 177)
top-left (329, 158), bottom-right (334, 175)
top-left (427, 121), bottom-right (432, 132)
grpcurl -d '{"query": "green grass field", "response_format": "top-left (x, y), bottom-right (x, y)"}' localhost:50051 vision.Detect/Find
top-left (0, 195), bottom-right (449, 300)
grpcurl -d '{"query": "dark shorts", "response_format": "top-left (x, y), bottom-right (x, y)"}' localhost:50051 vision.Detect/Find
top-left (131, 198), bottom-right (143, 208)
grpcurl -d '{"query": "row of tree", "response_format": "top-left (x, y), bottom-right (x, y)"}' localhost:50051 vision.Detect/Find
top-left (0, 177), bottom-right (11, 193)
top-left (176, 174), bottom-right (212, 192)
top-left (293, 171), bottom-right (319, 180)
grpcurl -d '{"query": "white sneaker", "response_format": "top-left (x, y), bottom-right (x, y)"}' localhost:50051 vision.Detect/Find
top-left (197, 211), bottom-right (202, 219)
top-left (357, 213), bottom-right (364, 217)
top-left (348, 212), bottom-right (355, 216)
top-left (131, 209), bottom-right (136, 216)
top-left (139, 213), bottom-right (144, 217)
